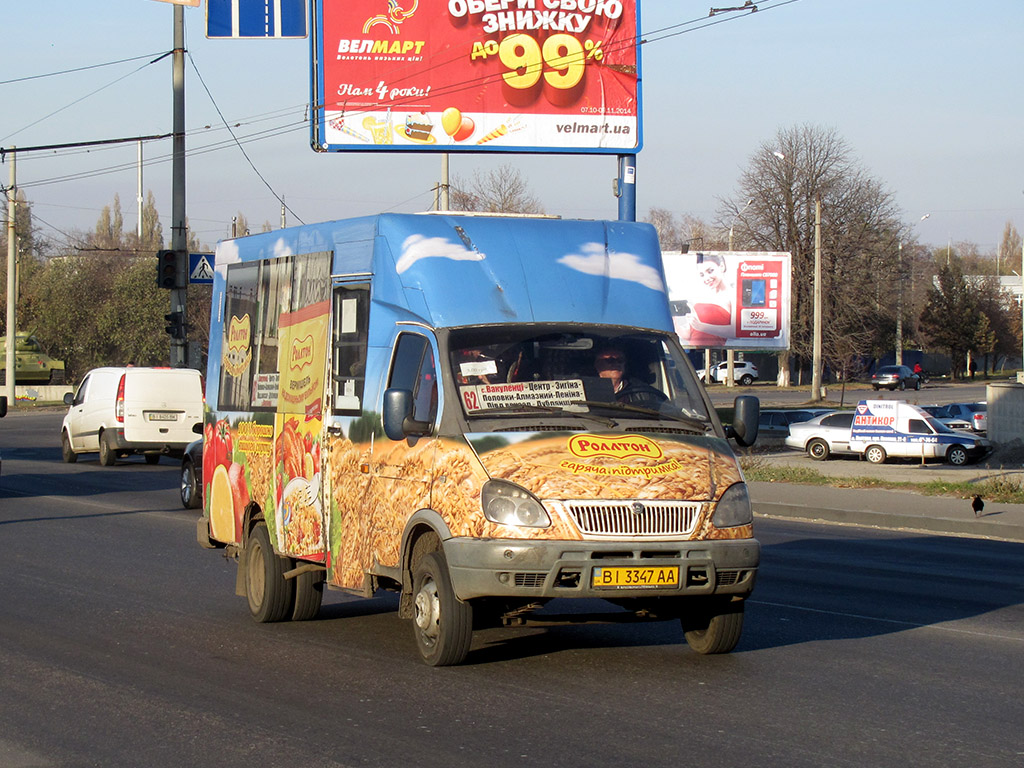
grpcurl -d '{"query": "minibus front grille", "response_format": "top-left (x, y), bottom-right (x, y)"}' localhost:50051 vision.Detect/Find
top-left (560, 500), bottom-right (702, 537)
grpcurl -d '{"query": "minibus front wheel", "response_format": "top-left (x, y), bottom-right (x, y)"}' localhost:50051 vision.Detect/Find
top-left (681, 598), bottom-right (745, 654)
top-left (412, 551), bottom-right (473, 666)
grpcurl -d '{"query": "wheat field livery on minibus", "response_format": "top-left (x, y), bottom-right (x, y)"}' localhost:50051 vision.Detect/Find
top-left (197, 213), bottom-right (761, 666)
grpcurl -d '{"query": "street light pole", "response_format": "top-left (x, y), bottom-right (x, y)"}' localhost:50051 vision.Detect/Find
top-left (774, 151), bottom-right (824, 402)
top-left (811, 194), bottom-right (822, 402)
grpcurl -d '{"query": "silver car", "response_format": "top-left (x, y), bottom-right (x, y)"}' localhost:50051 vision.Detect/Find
top-left (942, 402), bottom-right (987, 432)
top-left (919, 405), bottom-right (973, 432)
top-left (784, 411), bottom-right (857, 460)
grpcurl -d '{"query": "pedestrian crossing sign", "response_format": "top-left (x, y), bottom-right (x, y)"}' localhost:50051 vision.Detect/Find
top-left (189, 253), bottom-right (215, 284)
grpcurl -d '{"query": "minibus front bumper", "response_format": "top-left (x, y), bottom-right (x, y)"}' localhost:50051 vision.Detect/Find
top-left (443, 537), bottom-right (759, 601)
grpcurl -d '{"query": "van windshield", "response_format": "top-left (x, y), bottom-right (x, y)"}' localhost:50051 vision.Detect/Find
top-left (447, 327), bottom-right (712, 428)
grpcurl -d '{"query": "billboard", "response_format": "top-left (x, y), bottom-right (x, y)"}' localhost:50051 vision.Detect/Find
top-left (662, 251), bottom-right (792, 351)
top-left (311, 0), bottom-right (640, 154)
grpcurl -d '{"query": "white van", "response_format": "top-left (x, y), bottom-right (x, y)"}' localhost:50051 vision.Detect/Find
top-left (61, 367), bottom-right (203, 465)
top-left (849, 400), bottom-right (991, 465)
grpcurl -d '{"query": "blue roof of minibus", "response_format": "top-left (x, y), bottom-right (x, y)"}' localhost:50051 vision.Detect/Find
top-left (214, 213), bottom-right (673, 331)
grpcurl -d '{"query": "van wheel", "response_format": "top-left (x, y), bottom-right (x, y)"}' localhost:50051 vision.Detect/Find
top-left (144, 453), bottom-right (160, 465)
top-left (682, 600), bottom-right (745, 654)
top-left (246, 522), bottom-right (295, 623)
top-left (946, 445), bottom-right (969, 466)
top-left (292, 568), bottom-right (325, 621)
top-left (180, 459), bottom-right (201, 509)
top-left (412, 551), bottom-right (473, 666)
top-left (865, 445), bottom-right (887, 464)
top-left (807, 439), bottom-right (830, 461)
top-left (98, 432), bottom-right (118, 466)
top-left (61, 432), bottom-right (78, 464)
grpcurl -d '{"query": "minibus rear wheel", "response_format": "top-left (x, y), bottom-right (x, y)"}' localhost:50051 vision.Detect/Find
top-left (412, 551), bottom-right (473, 666)
top-left (291, 568), bottom-right (324, 621)
top-left (682, 599), bottom-right (744, 654)
top-left (246, 521), bottom-right (295, 623)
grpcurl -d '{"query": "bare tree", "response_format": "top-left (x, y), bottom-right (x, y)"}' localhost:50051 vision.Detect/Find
top-left (450, 164), bottom-right (544, 214)
top-left (721, 125), bottom-right (906, 385)
top-left (644, 207), bottom-right (680, 250)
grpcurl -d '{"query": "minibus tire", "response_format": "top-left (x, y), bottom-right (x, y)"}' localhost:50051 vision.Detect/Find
top-left (246, 522), bottom-right (295, 623)
top-left (865, 445), bottom-right (887, 464)
top-left (98, 432), bottom-right (118, 466)
top-left (412, 551), bottom-right (473, 666)
top-left (61, 432), bottom-right (78, 464)
top-left (292, 568), bottom-right (324, 621)
top-left (946, 445), bottom-right (969, 466)
top-left (682, 600), bottom-right (744, 654)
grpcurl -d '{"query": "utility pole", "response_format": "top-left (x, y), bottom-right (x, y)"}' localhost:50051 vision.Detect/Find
top-left (169, 4), bottom-right (187, 367)
top-left (440, 154), bottom-right (450, 211)
top-left (5, 149), bottom-right (15, 404)
top-left (811, 195), bottom-right (823, 402)
top-left (137, 140), bottom-right (143, 240)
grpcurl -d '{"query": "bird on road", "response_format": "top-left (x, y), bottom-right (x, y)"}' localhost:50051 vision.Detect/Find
top-left (972, 495), bottom-right (984, 516)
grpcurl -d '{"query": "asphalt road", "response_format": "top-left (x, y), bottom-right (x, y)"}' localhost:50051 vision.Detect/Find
top-left (707, 377), bottom-right (993, 409)
top-left (1, 410), bottom-right (1023, 768)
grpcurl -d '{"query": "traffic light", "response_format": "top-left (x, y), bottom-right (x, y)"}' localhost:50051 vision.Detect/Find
top-left (164, 311), bottom-right (185, 339)
top-left (156, 249), bottom-right (180, 289)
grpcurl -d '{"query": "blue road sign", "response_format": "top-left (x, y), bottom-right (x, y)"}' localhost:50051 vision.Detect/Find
top-left (207, 0), bottom-right (306, 39)
top-left (189, 253), bottom-right (215, 284)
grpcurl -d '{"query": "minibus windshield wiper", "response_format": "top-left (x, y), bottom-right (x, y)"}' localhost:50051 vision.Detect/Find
top-left (465, 404), bottom-right (617, 427)
top-left (572, 401), bottom-right (711, 434)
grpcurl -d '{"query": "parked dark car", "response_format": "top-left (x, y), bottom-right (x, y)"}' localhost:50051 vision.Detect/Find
top-left (180, 438), bottom-right (203, 509)
top-left (758, 408), bottom-right (833, 439)
top-left (871, 365), bottom-right (921, 391)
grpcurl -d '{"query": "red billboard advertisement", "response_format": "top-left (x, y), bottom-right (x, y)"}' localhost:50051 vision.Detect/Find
top-left (311, 0), bottom-right (640, 153)
top-left (662, 251), bottom-right (792, 351)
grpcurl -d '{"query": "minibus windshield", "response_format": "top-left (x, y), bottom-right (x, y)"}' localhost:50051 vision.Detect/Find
top-left (448, 327), bottom-right (712, 427)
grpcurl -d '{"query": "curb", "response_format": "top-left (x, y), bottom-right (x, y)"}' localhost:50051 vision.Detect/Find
top-left (754, 502), bottom-right (1024, 543)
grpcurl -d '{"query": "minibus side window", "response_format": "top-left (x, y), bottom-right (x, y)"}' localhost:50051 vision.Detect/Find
top-left (219, 262), bottom-right (260, 410)
top-left (389, 334), bottom-right (438, 425)
top-left (332, 283), bottom-right (369, 414)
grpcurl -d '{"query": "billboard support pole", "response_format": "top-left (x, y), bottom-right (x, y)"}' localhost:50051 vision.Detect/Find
top-left (5, 148), bottom-right (15, 404)
top-left (170, 4), bottom-right (187, 368)
top-left (616, 155), bottom-right (636, 222)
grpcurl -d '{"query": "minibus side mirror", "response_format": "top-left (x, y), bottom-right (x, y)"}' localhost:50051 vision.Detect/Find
top-left (63, 392), bottom-right (74, 406)
top-left (383, 388), bottom-right (432, 441)
top-left (193, 422), bottom-right (204, 435)
top-left (727, 395), bottom-right (760, 447)
top-left (0, 395), bottom-right (6, 418)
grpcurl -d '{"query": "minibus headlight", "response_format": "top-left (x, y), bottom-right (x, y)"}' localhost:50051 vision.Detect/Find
top-left (481, 480), bottom-right (550, 528)
top-left (712, 483), bottom-right (752, 528)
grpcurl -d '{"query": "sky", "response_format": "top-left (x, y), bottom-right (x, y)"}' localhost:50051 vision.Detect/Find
top-left (2, 0), bottom-right (1023, 253)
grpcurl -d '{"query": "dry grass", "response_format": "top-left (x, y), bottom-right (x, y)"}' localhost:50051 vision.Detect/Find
top-left (740, 457), bottom-right (1024, 504)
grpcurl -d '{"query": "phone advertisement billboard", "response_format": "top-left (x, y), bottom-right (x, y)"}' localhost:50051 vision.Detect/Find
top-left (311, 0), bottom-right (640, 154)
top-left (662, 251), bottom-right (792, 351)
